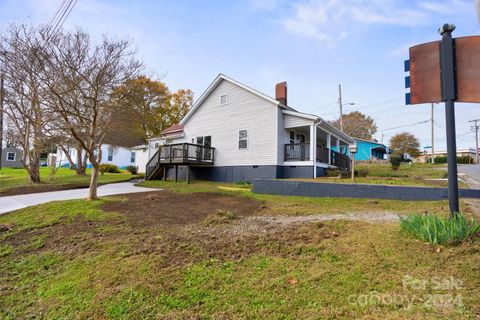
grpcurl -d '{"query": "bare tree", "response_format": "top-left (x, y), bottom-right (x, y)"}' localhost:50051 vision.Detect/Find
top-left (43, 30), bottom-right (142, 200)
top-left (0, 24), bottom-right (52, 183)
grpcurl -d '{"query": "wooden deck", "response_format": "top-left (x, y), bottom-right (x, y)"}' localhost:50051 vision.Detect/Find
top-left (145, 143), bottom-right (215, 180)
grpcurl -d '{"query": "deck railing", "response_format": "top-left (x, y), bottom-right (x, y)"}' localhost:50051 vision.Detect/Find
top-left (145, 143), bottom-right (215, 177)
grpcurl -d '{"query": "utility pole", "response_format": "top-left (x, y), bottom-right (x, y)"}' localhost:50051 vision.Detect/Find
top-left (431, 103), bottom-right (435, 164)
top-left (338, 84), bottom-right (343, 131)
top-left (469, 119), bottom-right (480, 164)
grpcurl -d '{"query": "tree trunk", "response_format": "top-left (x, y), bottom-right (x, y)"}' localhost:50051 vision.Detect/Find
top-left (60, 145), bottom-right (76, 169)
top-left (27, 162), bottom-right (41, 183)
top-left (88, 164), bottom-right (99, 200)
top-left (76, 145), bottom-right (86, 175)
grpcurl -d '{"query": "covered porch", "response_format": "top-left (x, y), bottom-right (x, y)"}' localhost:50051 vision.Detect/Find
top-left (283, 111), bottom-right (354, 173)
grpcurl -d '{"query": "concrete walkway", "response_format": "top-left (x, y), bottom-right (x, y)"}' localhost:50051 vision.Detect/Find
top-left (0, 182), bottom-right (158, 215)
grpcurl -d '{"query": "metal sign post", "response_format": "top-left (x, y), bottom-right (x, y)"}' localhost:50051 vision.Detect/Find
top-left (403, 23), bottom-right (480, 217)
top-left (439, 24), bottom-right (459, 216)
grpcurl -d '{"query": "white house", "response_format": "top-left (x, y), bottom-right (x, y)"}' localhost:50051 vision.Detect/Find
top-left (145, 74), bottom-right (355, 182)
top-left (56, 144), bottom-right (140, 172)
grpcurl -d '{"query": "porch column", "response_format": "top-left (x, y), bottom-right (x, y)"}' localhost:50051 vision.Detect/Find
top-left (336, 138), bottom-right (340, 154)
top-left (327, 133), bottom-right (332, 164)
top-left (310, 124), bottom-right (317, 178)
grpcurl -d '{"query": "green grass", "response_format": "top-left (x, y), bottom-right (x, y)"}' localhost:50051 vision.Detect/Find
top-left (400, 213), bottom-right (480, 245)
top-left (0, 167), bottom-right (140, 192)
top-left (1, 180), bottom-right (479, 319)
top-left (139, 179), bottom-right (467, 216)
top-left (296, 163), bottom-right (466, 188)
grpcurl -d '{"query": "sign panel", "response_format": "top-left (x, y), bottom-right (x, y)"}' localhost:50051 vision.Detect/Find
top-left (455, 36), bottom-right (480, 103)
top-left (409, 41), bottom-right (442, 104)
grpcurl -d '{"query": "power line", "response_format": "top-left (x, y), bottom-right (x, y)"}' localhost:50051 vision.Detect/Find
top-left (377, 119), bottom-right (430, 132)
top-left (318, 96), bottom-right (403, 116)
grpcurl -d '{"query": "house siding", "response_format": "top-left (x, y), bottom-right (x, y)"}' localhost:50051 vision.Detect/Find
top-left (1, 147), bottom-right (23, 168)
top-left (283, 114), bottom-right (313, 128)
top-left (56, 144), bottom-right (136, 169)
top-left (176, 79), bottom-right (280, 166)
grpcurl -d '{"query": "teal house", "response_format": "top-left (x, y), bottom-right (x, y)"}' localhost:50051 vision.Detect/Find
top-left (351, 138), bottom-right (392, 161)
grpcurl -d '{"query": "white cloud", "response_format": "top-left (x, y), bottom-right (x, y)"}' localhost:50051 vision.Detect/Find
top-left (280, 0), bottom-right (474, 46)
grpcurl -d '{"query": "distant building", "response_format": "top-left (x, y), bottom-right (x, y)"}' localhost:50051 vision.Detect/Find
top-left (351, 138), bottom-right (392, 161)
top-left (1, 147), bottom-right (23, 168)
top-left (425, 148), bottom-right (477, 158)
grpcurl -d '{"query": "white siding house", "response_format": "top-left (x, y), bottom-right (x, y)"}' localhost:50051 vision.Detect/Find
top-left (57, 144), bottom-right (140, 170)
top-left (145, 74), bottom-right (355, 182)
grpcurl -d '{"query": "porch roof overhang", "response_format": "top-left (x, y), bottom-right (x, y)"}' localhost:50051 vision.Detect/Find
top-left (282, 110), bottom-right (355, 144)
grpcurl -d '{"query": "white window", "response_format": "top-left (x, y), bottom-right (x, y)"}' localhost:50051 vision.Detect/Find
top-left (130, 152), bottom-right (136, 163)
top-left (239, 130), bottom-right (248, 149)
top-left (220, 93), bottom-right (227, 105)
top-left (6, 152), bottom-right (15, 161)
top-left (107, 146), bottom-right (114, 161)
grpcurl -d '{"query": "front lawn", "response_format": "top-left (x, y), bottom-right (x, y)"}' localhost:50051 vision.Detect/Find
top-left (0, 167), bottom-right (141, 194)
top-left (302, 163), bottom-right (466, 188)
top-left (1, 180), bottom-right (478, 319)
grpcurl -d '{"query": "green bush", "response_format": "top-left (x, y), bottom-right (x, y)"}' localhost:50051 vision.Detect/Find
top-left (126, 165), bottom-right (138, 174)
top-left (99, 164), bottom-right (120, 175)
top-left (389, 156), bottom-right (401, 171)
top-left (354, 168), bottom-right (369, 177)
top-left (400, 213), bottom-right (480, 245)
top-left (434, 155), bottom-right (474, 164)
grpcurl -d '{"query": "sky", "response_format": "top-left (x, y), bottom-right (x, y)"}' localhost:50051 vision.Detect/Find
top-left (1, 0), bottom-right (479, 150)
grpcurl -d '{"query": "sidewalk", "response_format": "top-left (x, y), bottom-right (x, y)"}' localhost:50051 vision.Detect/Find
top-left (0, 182), bottom-right (158, 215)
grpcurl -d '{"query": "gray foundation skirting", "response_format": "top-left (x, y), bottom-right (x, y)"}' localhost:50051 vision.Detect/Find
top-left (162, 165), bottom-right (326, 183)
top-left (252, 179), bottom-right (480, 201)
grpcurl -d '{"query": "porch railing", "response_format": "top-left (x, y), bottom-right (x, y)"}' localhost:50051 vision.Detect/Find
top-left (284, 143), bottom-right (351, 171)
top-left (316, 145), bottom-right (329, 164)
top-left (284, 143), bottom-right (310, 161)
top-left (331, 150), bottom-right (350, 171)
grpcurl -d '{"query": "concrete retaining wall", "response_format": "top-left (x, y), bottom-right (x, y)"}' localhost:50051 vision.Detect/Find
top-left (252, 179), bottom-right (480, 201)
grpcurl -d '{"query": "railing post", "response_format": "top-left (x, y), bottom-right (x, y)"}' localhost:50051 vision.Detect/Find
top-left (327, 134), bottom-right (331, 164)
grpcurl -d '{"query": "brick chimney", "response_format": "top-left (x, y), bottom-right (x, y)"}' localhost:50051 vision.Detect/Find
top-left (275, 81), bottom-right (287, 105)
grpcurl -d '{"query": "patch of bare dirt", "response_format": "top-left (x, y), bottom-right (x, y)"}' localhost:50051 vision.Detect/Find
top-left (101, 191), bottom-right (261, 228)
top-left (3, 191), bottom-right (402, 268)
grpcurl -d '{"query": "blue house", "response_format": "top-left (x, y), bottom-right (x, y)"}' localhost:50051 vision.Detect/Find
top-left (352, 138), bottom-right (392, 161)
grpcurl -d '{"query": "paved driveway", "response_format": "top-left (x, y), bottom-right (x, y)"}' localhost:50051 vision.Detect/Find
top-left (459, 164), bottom-right (480, 183)
top-left (0, 182), bottom-right (158, 215)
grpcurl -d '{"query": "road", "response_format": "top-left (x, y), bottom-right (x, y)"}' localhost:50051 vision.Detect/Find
top-left (0, 182), bottom-right (158, 215)
top-left (459, 164), bottom-right (480, 185)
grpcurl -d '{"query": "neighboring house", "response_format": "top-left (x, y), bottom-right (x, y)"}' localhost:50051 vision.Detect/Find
top-left (350, 138), bottom-right (392, 161)
top-left (145, 74), bottom-right (355, 182)
top-left (1, 147), bottom-right (23, 168)
top-left (131, 144), bottom-right (149, 173)
top-left (56, 144), bottom-right (139, 170)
